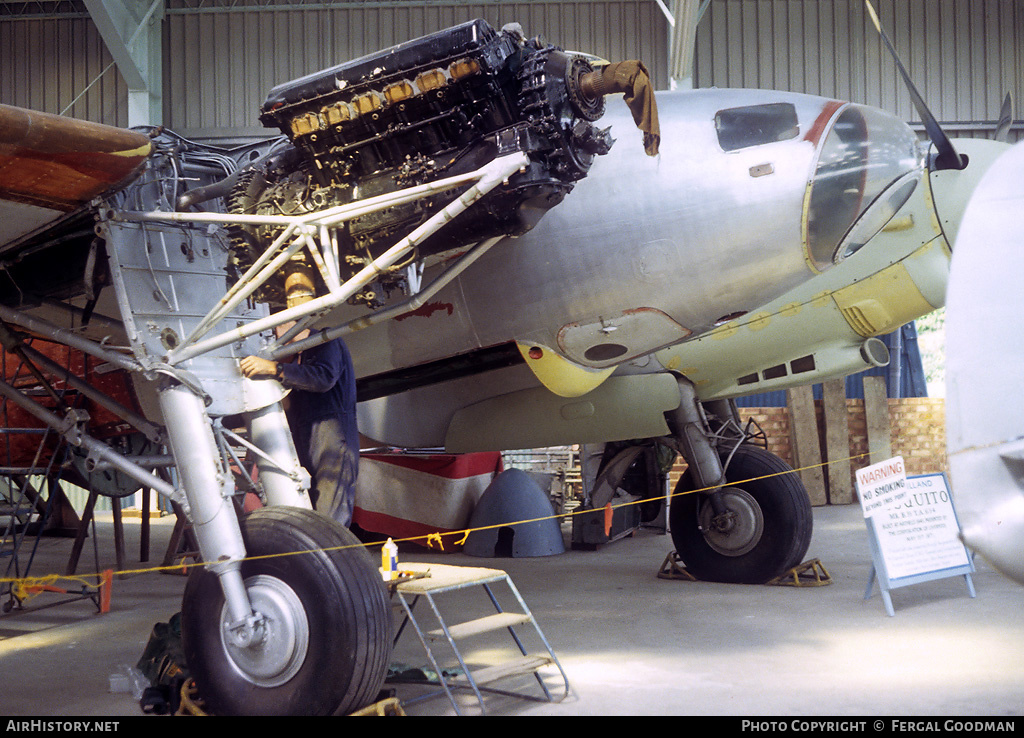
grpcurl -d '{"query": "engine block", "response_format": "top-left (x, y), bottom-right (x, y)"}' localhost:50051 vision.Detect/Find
top-left (228, 20), bottom-right (613, 308)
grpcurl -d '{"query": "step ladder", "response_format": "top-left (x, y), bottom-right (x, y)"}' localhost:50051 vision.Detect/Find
top-left (392, 562), bottom-right (570, 715)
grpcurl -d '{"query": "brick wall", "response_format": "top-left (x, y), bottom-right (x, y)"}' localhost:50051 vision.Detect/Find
top-left (884, 398), bottom-right (948, 476)
top-left (669, 399), bottom-right (948, 505)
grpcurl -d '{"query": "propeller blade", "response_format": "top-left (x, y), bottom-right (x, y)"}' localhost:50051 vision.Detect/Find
top-left (864, 0), bottom-right (966, 171)
top-left (994, 92), bottom-right (1014, 143)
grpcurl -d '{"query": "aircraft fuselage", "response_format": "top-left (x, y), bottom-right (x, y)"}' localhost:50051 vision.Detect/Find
top-left (343, 87), bottom-right (985, 452)
top-left (345, 90), bottom-right (918, 375)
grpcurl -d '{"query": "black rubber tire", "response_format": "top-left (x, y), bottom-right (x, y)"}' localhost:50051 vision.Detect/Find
top-left (669, 445), bottom-right (813, 584)
top-left (180, 506), bottom-right (392, 716)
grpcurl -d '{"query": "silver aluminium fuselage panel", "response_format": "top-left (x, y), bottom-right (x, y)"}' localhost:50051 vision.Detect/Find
top-left (97, 156), bottom-right (284, 419)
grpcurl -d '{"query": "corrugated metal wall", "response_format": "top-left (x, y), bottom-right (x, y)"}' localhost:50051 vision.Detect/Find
top-left (694, 0), bottom-right (1024, 142)
top-left (162, 0), bottom-right (670, 139)
top-left (0, 1), bottom-right (670, 136)
top-left (2, 1), bottom-right (1020, 142)
top-left (0, 11), bottom-right (130, 126)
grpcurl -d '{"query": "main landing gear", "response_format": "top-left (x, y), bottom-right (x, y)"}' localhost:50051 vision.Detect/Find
top-left (181, 507), bottom-right (391, 716)
top-left (665, 379), bottom-right (813, 584)
top-left (669, 444), bottom-right (813, 584)
top-left (160, 382), bottom-right (391, 716)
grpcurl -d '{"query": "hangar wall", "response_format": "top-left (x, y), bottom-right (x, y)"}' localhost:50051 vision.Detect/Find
top-left (162, 0), bottom-right (670, 140)
top-left (0, 0), bottom-right (671, 141)
top-left (1, 1), bottom-right (1020, 142)
top-left (0, 9), bottom-right (129, 126)
top-left (695, 0), bottom-right (1024, 143)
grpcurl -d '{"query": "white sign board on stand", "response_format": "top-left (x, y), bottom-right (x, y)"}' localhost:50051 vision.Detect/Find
top-left (857, 457), bottom-right (975, 616)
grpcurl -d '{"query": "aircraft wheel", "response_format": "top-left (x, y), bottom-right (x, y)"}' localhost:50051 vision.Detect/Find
top-left (180, 506), bottom-right (391, 716)
top-left (670, 444), bottom-right (812, 584)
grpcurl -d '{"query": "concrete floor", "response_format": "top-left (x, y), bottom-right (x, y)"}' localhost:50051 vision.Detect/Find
top-left (1, 503), bottom-right (1022, 717)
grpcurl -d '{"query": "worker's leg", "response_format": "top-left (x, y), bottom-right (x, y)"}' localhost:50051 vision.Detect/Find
top-left (307, 418), bottom-right (358, 527)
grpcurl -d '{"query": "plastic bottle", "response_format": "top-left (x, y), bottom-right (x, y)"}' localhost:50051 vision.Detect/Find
top-left (381, 538), bottom-right (398, 581)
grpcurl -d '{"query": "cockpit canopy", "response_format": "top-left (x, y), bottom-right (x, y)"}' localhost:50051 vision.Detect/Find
top-left (805, 103), bottom-right (924, 270)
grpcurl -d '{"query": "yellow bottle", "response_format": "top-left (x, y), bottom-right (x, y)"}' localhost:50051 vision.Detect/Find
top-left (381, 538), bottom-right (398, 581)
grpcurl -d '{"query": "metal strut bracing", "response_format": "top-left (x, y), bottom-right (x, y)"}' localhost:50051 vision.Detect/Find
top-left (107, 151), bottom-right (530, 367)
top-left (0, 341), bottom-right (117, 612)
top-left (0, 150), bottom-right (533, 638)
top-left (0, 151), bottom-right (529, 511)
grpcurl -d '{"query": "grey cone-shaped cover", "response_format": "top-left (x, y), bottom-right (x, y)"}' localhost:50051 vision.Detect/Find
top-left (462, 468), bottom-right (565, 557)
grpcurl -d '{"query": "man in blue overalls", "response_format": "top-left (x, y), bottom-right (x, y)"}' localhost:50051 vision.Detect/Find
top-left (240, 338), bottom-right (359, 527)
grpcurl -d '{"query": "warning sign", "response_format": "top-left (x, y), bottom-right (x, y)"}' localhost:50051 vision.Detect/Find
top-left (870, 473), bottom-right (971, 581)
top-left (855, 456), bottom-right (907, 518)
top-left (857, 457), bottom-right (975, 614)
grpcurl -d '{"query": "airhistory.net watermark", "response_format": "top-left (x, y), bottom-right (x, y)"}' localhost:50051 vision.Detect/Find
top-left (5, 721), bottom-right (120, 733)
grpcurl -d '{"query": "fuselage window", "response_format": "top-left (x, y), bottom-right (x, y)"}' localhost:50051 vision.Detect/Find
top-left (714, 103), bottom-right (800, 152)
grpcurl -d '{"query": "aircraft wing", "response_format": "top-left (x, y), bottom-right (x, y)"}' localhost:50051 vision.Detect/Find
top-left (0, 104), bottom-right (152, 251)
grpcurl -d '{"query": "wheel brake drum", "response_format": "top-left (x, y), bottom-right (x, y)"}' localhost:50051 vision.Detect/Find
top-left (698, 487), bottom-right (765, 557)
top-left (220, 574), bottom-right (310, 688)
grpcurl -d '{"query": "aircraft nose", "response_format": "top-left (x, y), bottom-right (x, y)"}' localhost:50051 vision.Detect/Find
top-left (804, 103), bottom-right (924, 271)
top-left (925, 137), bottom-right (1014, 251)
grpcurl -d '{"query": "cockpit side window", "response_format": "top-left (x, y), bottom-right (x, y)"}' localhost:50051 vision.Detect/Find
top-left (804, 104), bottom-right (923, 271)
top-left (714, 103), bottom-right (800, 152)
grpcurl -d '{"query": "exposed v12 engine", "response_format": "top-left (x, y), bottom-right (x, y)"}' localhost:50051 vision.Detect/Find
top-left (225, 20), bottom-right (624, 309)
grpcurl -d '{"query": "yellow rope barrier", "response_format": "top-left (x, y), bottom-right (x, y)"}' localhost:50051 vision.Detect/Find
top-left (0, 267), bottom-right (887, 592)
top-left (11, 573), bottom-right (96, 602)
top-left (7, 570), bottom-right (113, 612)
top-left (0, 450), bottom-right (871, 590)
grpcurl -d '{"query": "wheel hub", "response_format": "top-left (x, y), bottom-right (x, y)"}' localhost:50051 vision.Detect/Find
top-left (699, 487), bottom-right (764, 557)
top-left (220, 574), bottom-right (309, 688)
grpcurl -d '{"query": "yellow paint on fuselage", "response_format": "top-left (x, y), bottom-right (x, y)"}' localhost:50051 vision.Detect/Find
top-left (516, 341), bottom-right (614, 398)
top-left (831, 260), bottom-right (935, 337)
top-left (652, 143), bottom-right (971, 399)
top-left (651, 139), bottom-right (1008, 404)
